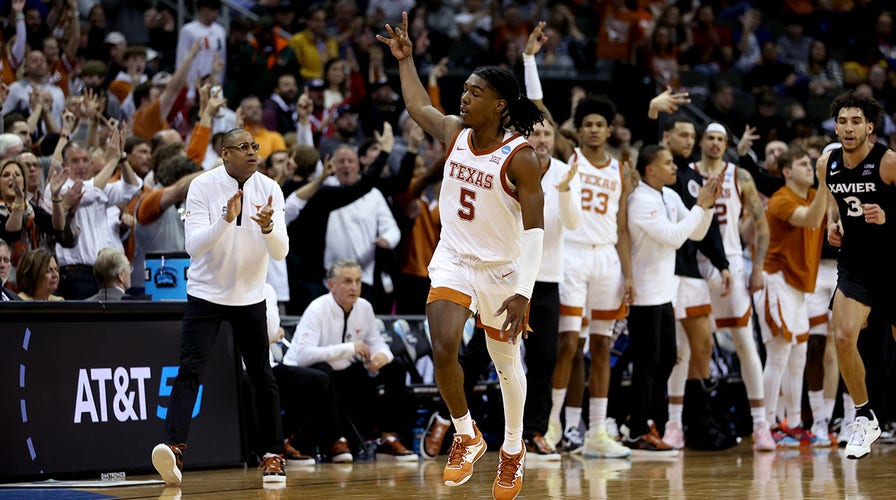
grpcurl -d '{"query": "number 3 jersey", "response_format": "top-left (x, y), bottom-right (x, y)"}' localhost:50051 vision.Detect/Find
top-left (826, 142), bottom-right (896, 276)
top-left (564, 148), bottom-right (623, 246)
top-left (439, 127), bottom-right (532, 263)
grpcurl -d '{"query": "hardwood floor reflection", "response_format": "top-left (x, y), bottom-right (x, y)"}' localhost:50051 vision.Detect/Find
top-left (72, 441), bottom-right (896, 499)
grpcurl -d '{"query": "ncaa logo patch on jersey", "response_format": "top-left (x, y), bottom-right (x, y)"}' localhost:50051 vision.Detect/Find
top-left (501, 145), bottom-right (512, 155)
top-left (688, 179), bottom-right (701, 198)
top-left (831, 161), bottom-right (838, 170)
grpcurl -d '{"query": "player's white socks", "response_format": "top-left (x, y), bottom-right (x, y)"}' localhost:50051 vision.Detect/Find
top-left (669, 403), bottom-right (684, 425)
top-left (589, 397), bottom-right (608, 430)
top-left (565, 406), bottom-right (582, 432)
top-left (809, 390), bottom-right (825, 427)
top-left (550, 388), bottom-right (566, 422)
top-left (452, 411), bottom-right (474, 437)
top-left (843, 393), bottom-right (856, 424)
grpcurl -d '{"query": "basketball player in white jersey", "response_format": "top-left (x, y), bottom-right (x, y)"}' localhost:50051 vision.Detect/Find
top-left (380, 13), bottom-right (545, 500)
top-left (545, 95), bottom-right (634, 459)
top-left (521, 22), bottom-right (583, 461)
top-left (691, 122), bottom-right (774, 447)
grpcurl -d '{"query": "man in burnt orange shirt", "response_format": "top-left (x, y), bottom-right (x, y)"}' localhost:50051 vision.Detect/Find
top-left (755, 145), bottom-right (828, 439)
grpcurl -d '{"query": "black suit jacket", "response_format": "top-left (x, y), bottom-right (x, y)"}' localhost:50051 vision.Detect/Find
top-left (1, 285), bottom-right (21, 301)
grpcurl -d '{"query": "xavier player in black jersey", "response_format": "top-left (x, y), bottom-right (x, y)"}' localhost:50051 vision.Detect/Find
top-left (816, 91), bottom-right (896, 459)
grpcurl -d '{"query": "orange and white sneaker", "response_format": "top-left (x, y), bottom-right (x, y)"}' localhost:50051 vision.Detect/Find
top-left (443, 423), bottom-right (487, 486)
top-left (259, 453), bottom-right (287, 483)
top-left (493, 444), bottom-right (525, 500)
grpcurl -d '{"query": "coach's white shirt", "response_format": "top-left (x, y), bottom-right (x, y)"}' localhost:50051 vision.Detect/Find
top-left (281, 293), bottom-right (394, 371)
top-left (183, 167), bottom-right (288, 306)
top-left (537, 157), bottom-right (582, 283)
top-left (628, 182), bottom-right (713, 306)
top-left (324, 189), bottom-right (400, 286)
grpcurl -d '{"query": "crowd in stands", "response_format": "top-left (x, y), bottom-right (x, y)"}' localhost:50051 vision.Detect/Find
top-left (3, 0), bottom-right (896, 466)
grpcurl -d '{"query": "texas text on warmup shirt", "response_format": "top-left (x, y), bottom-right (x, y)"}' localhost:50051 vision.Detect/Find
top-left (183, 167), bottom-right (288, 306)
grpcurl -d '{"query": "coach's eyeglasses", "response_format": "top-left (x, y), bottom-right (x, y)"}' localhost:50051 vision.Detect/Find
top-left (223, 142), bottom-right (261, 154)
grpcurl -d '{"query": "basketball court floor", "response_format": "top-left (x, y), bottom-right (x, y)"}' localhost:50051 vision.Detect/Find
top-left (3, 441), bottom-right (895, 499)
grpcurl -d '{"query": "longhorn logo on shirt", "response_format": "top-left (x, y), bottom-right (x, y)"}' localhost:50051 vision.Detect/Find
top-left (687, 179), bottom-right (701, 198)
top-left (253, 204), bottom-right (263, 212)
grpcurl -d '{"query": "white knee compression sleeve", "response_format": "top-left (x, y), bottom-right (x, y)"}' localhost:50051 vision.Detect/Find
top-left (731, 325), bottom-right (764, 400)
top-left (762, 335), bottom-right (791, 421)
top-left (667, 322), bottom-right (689, 397)
top-left (486, 335), bottom-right (527, 431)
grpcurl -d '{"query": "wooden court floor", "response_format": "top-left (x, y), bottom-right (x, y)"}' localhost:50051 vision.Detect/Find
top-left (41, 441), bottom-right (896, 498)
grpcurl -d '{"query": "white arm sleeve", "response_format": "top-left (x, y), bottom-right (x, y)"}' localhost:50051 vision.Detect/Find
top-left (522, 53), bottom-right (543, 101)
top-left (514, 228), bottom-right (544, 299)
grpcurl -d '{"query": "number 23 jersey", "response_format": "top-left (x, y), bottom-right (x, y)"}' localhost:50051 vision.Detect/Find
top-left (564, 148), bottom-right (623, 246)
top-left (439, 127), bottom-right (532, 263)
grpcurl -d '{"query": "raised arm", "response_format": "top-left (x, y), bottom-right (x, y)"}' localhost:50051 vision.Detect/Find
top-left (376, 12), bottom-right (461, 144)
top-left (787, 185), bottom-right (827, 228)
top-left (161, 41), bottom-right (201, 120)
top-left (61, 0), bottom-right (80, 64)
top-left (9, 0), bottom-right (26, 66)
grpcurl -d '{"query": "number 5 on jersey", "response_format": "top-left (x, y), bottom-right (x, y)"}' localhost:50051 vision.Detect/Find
top-left (459, 187), bottom-right (476, 221)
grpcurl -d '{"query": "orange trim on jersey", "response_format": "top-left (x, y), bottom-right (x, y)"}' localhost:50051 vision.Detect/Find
top-left (582, 317), bottom-right (589, 327)
top-left (591, 303), bottom-right (627, 320)
top-left (684, 304), bottom-right (712, 318)
top-left (560, 305), bottom-right (584, 318)
top-left (763, 293), bottom-right (808, 343)
top-left (467, 131), bottom-right (523, 156)
top-left (763, 292), bottom-right (792, 341)
top-left (715, 305), bottom-right (753, 328)
top-left (443, 128), bottom-right (464, 164)
top-left (592, 156), bottom-right (613, 169)
top-left (809, 314), bottom-right (829, 328)
top-left (499, 141), bottom-right (532, 202)
top-left (427, 287), bottom-right (473, 309)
